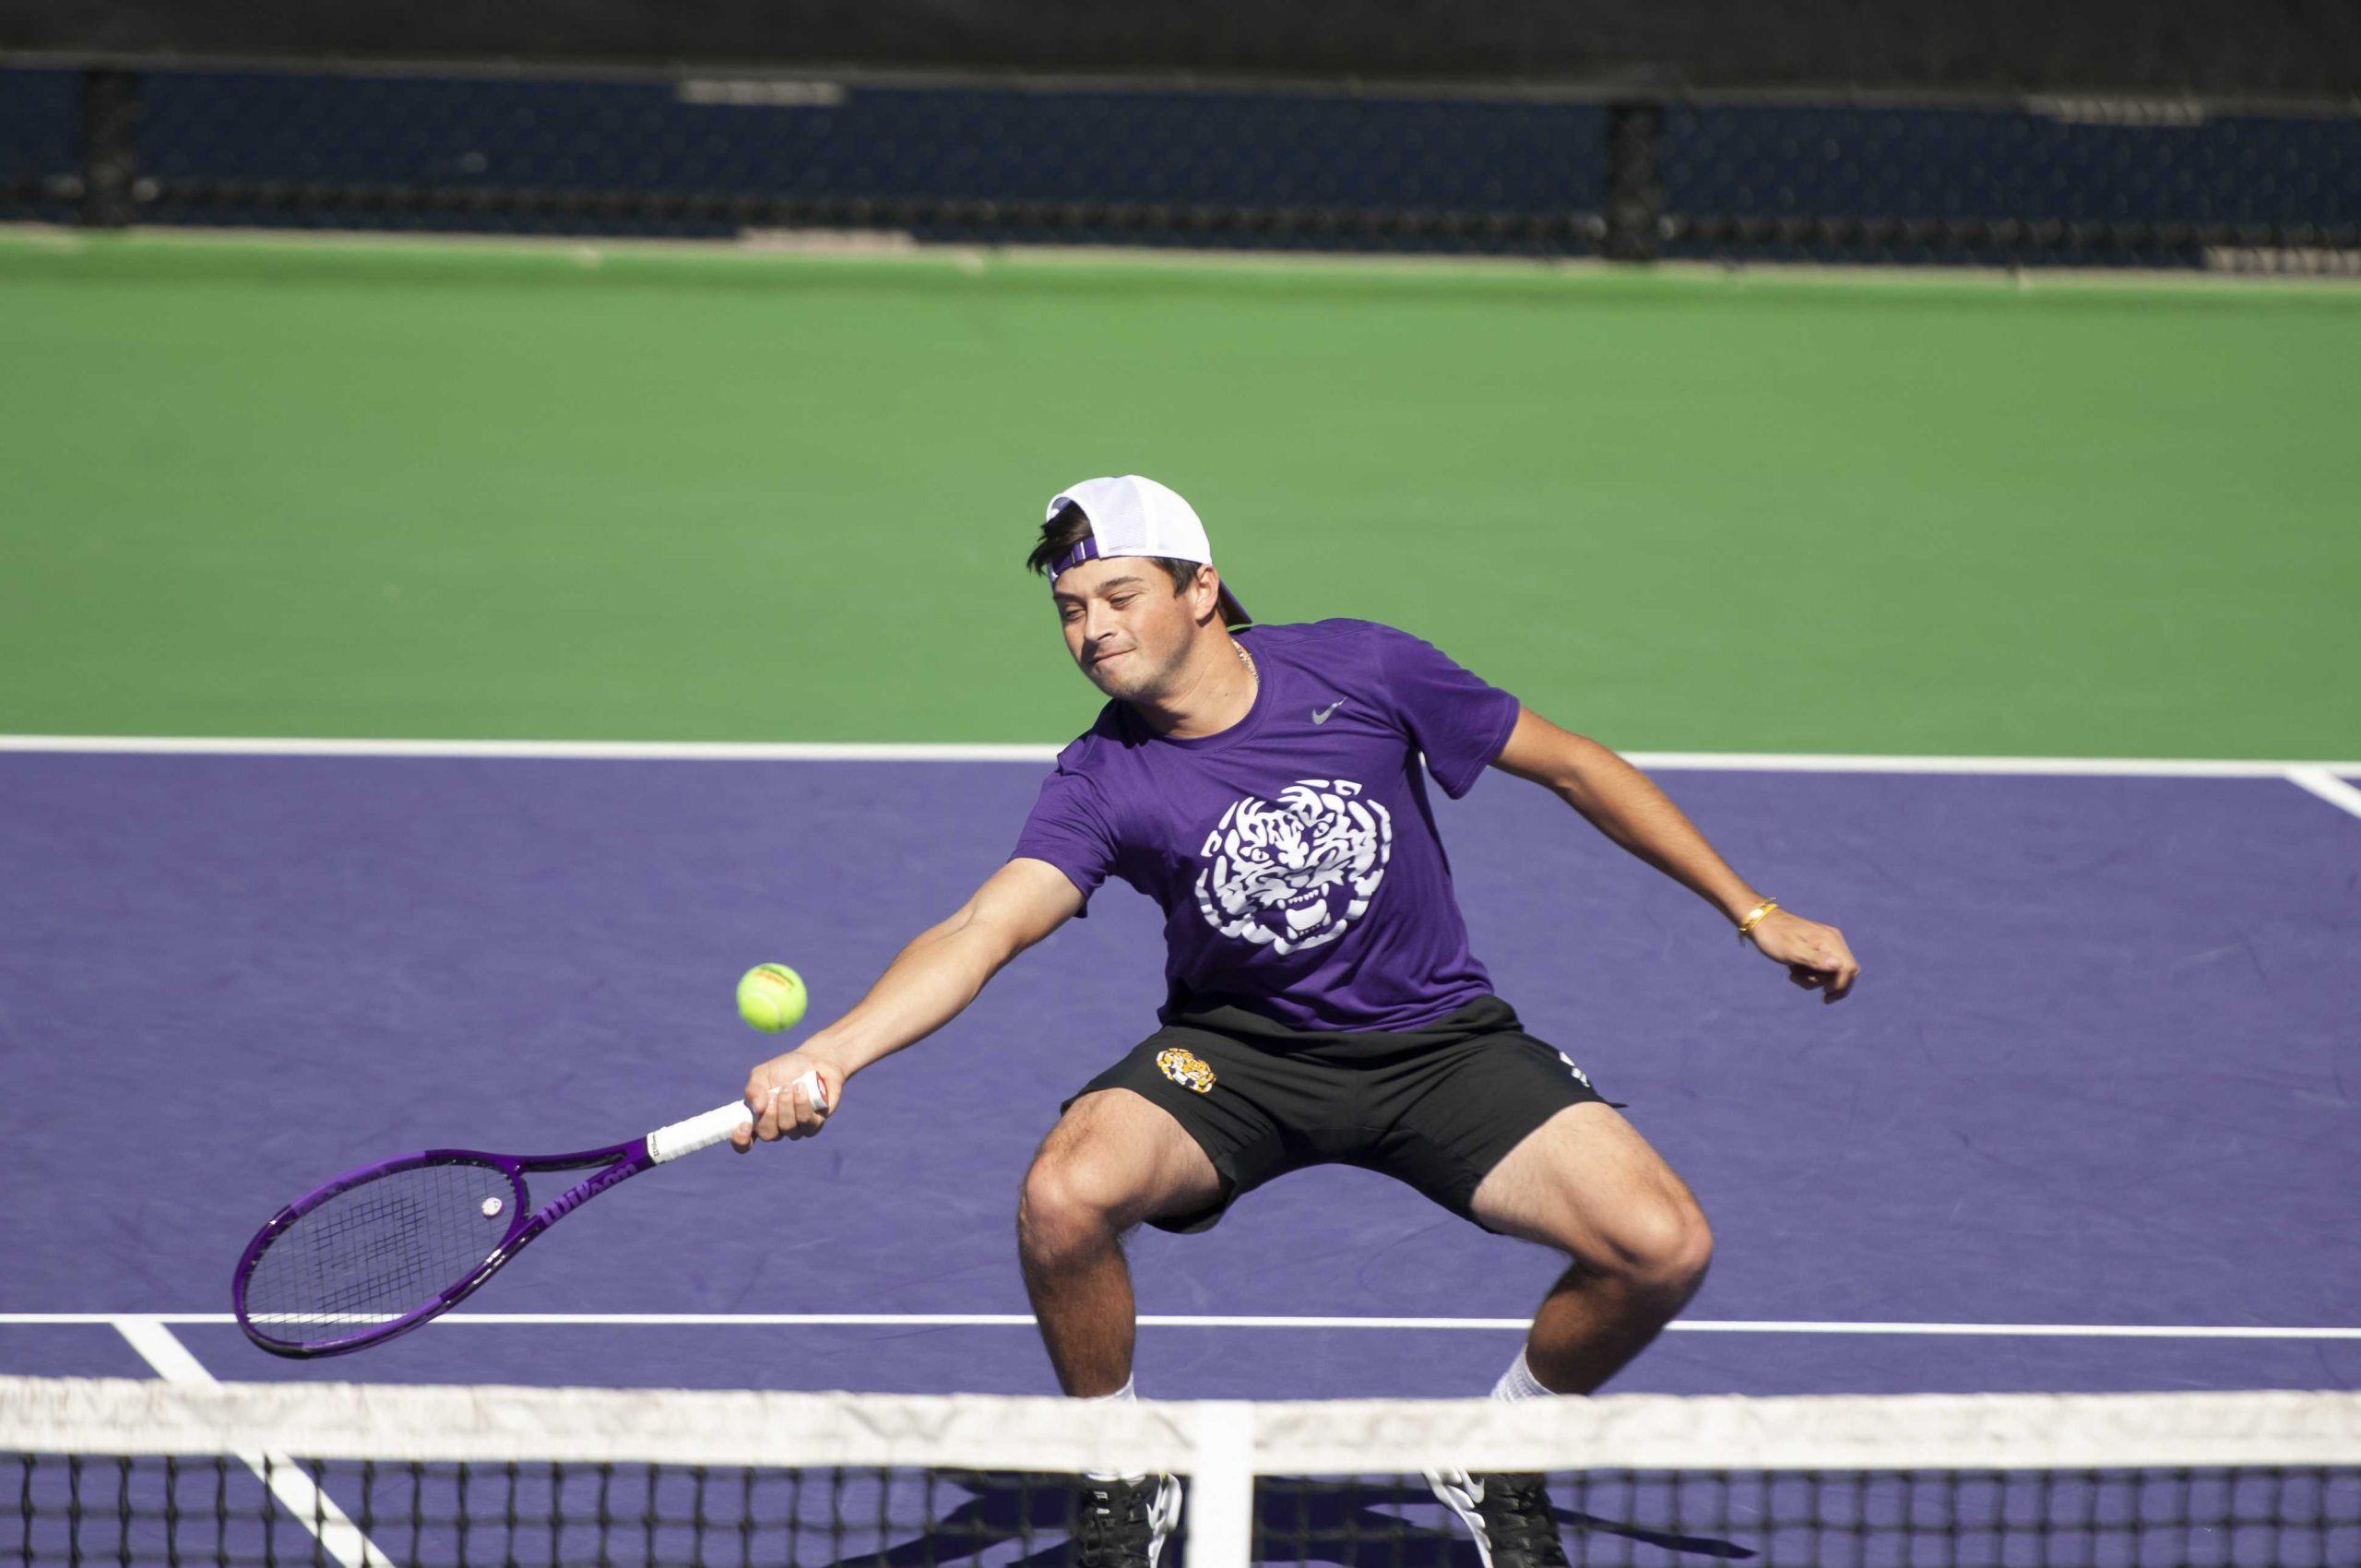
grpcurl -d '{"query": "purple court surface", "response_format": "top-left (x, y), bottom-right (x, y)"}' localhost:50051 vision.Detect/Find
top-left (3, 750), bottom-right (2356, 1398)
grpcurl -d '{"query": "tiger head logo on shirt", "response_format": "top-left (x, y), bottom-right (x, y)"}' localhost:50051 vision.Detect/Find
top-left (1194, 778), bottom-right (1394, 956)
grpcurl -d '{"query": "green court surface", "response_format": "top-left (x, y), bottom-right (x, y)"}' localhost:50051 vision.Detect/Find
top-left (3, 231), bottom-right (2355, 756)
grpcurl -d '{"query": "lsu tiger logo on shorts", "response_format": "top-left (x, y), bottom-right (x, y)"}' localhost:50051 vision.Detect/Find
top-left (1157, 1047), bottom-right (1216, 1094)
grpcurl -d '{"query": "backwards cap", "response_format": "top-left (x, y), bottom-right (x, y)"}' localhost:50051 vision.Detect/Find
top-left (1045, 474), bottom-right (1250, 630)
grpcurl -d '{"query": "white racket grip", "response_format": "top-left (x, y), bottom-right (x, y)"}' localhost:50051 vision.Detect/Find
top-left (646, 1073), bottom-right (830, 1164)
top-left (647, 1103), bottom-right (752, 1164)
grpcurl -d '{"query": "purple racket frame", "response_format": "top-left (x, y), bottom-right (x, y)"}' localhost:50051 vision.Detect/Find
top-left (231, 1086), bottom-right (816, 1358)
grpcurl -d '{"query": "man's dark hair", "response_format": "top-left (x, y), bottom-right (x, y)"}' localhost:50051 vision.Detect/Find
top-left (1027, 505), bottom-right (1198, 594)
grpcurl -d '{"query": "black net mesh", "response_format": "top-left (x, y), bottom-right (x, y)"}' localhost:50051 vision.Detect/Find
top-left (9, 1454), bottom-right (1083, 1568)
top-left (0, 66), bottom-right (81, 223)
top-left (28, 67), bottom-right (1613, 254)
top-left (1265, 1467), bottom-right (2361, 1567)
top-left (1657, 100), bottom-right (2361, 269)
top-left (5, 63), bottom-right (2356, 268)
top-left (9, 1452), bottom-right (2359, 1566)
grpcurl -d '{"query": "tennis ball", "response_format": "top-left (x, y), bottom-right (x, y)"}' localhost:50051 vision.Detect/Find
top-left (736, 964), bottom-right (808, 1032)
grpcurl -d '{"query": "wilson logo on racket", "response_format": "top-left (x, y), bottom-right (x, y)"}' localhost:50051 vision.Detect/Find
top-left (1157, 1048), bottom-right (1216, 1094)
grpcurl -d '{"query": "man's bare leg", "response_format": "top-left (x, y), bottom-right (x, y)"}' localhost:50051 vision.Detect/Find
top-left (1017, 1088), bottom-right (1225, 1396)
top-left (1470, 1102), bottom-right (1714, 1393)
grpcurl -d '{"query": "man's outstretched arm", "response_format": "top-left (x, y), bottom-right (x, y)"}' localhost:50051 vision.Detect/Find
top-left (1490, 707), bottom-right (1860, 1003)
top-left (732, 857), bottom-right (1086, 1147)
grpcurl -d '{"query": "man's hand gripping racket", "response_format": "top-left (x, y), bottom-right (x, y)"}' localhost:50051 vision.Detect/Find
top-left (733, 1051), bottom-right (840, 1148)
top-left (232, 1070), bottom-right (832, 1358)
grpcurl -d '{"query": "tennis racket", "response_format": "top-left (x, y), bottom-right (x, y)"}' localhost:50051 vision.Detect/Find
top-left (231, 1073), bottom-right (826, 1358)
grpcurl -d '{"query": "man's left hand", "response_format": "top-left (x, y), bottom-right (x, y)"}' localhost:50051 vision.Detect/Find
top-left (1747, 909), bottom-right (1859, 1004)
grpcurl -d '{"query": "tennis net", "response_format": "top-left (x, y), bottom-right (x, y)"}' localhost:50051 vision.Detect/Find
top-left (6, 1374), bottom-right (2358, 1567)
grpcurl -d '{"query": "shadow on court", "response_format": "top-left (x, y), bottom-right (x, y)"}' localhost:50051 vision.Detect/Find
top-left (823, 1474), bottom-right (1750, 1568)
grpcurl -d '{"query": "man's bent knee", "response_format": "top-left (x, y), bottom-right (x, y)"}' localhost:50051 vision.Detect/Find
top-left (1017, 1154), bottom-right (1132, 1265)
top-left (1016, 1090), bottom-right (1220, 1265)
top-left (1475, 1104), bottom-right (1712, 1291)
top-left (1605, 1194), bottom-right (1714, 1298)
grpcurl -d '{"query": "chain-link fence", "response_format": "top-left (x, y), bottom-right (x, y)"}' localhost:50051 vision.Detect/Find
top-left (4, 62), bottom-right (2357, 270)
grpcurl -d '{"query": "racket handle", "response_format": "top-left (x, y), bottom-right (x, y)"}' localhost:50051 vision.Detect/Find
top-left (647, 1073), bottom-right (830, 1164)
top-left (647, 1103), bottom-right (751, 1163)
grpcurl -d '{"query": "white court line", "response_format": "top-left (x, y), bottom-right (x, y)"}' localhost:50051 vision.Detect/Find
top-left (12, 1312), bottom-right (2356, 1339)
top-left (113, 1319), bottom-right (395, 1568)
top-left (2288, 766), bottom-right (2361, 820)
top-left (6, 733), bottom-right (2361, 777)
top-left (1618, 754), bottom-right (2361, 778)
top-left (0, 734), bottom-right (1059, 762)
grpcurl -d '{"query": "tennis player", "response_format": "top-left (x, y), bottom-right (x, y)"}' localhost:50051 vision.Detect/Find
top-left (736, 475), bottom-right (1859, 1568)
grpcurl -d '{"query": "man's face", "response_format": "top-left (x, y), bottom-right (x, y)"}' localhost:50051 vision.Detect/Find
top-left (1051, 557), bottom-right (1207, 702)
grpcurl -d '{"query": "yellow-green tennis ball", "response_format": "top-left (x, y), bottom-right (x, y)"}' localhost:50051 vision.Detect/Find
top-left (736, 964), bottom-right (807, 1032)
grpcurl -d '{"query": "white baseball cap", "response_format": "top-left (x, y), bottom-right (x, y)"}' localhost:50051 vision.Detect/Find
top-left (1045, 474), bottom-right (1250, 629)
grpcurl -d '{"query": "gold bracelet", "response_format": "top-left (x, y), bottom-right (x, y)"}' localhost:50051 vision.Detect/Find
top-left (1736, 897), bottom-right (1779, 943)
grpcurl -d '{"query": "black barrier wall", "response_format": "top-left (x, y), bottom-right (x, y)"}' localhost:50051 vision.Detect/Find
top-left (4, 1), bottom-right (2359, 95)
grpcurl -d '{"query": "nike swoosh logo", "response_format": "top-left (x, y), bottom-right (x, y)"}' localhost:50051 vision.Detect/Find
top-left (1311, 702), bottom-right (1342, 724)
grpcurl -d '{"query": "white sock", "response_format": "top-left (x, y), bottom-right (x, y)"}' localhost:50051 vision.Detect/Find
top-left (1082, 1376), bottom-right (1145, 1482)
top-left (1489, 1349), bottom-right (1555, 1402)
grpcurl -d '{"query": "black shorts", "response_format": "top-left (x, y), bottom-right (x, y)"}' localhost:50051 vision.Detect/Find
top-left (1065, 994), bottom-right (1608, 1235)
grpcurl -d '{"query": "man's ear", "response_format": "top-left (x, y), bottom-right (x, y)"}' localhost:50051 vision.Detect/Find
top-left (1191, 564), bottom-right (1223, 624)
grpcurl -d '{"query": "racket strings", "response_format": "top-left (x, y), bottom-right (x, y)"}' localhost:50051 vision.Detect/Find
top-left (243, 1162), bottom-right (520, 1346)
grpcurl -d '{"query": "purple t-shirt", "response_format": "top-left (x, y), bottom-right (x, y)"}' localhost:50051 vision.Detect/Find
top-left (1012, 618), bottom-right (1523, 1032)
